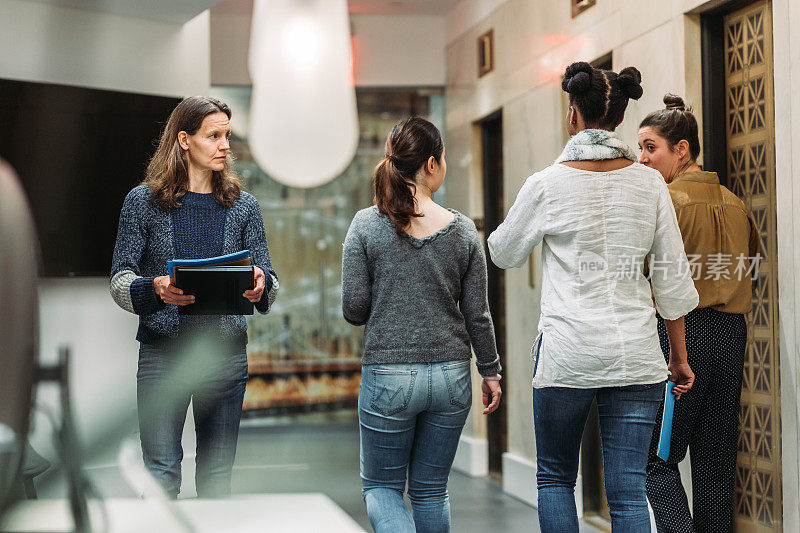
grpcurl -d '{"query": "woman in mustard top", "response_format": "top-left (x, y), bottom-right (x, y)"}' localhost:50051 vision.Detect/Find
top-left (638, 94), bottom-right (762, 532)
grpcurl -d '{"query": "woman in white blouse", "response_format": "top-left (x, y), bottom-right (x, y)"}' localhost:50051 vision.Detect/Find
top-left (488, 62), bottom-right (698, 532)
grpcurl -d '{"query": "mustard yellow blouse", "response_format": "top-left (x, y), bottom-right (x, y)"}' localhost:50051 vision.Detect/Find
top-left (667, 170), bottom-right (762, 314)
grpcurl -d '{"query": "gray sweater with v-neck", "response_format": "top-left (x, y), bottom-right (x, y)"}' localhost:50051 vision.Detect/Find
top-left (342, 206), bottom-right (501, 376)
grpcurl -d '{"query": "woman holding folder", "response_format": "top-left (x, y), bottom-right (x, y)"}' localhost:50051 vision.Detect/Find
top-left (639, 95), bottom-right (762, 532)
top-left (110, 96), bottom-right (278, 498)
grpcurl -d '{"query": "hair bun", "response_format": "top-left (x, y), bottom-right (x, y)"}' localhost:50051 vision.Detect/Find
top-left (562, 62), bottom-right (593, 95)
top-left (663, 93), bottom-right (686, 111)
top-left (616, 67), bottom-right (643, 100)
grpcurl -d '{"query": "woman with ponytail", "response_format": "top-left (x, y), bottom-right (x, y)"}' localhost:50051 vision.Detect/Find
top-left (488, 63), bottom-right (699, 531)
top-left (639, 95), bottom-right (762, 533)
top-left (342, 117), bottom-right (502, 533)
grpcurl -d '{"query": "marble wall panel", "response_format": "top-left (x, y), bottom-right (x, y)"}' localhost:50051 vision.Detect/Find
top-left (615, 20), bottom-right (681, 149)
top-left (499, 86), bottom-right (564, 460)
top-left (444, 123), bottom-right (475, 216)
top-left (773, 0), bottom-right (800, 530)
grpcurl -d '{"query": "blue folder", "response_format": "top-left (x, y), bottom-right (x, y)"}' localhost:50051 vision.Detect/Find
top-left (168, 250), bottom-right (250, 278)
top-left (656, 381), bottom-right (676, 461)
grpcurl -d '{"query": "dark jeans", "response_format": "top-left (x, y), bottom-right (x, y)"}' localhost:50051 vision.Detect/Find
top-left (359, 361), bottom-right (472, 533)
top-left (534, 382), bottom-right (664, 532)
top-left (647, 308), bottom-right (747, 532)
top-left (137, 341), bottom-right (247, 498)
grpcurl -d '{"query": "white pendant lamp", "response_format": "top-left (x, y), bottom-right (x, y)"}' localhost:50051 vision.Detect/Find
top-left (248, 0), bottom-right (358, 189)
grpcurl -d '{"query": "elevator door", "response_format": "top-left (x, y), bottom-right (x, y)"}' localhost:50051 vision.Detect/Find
top-left (480, 112), bottom-right (507, 479)
top-left (723, 1), bottom-right (783, 530)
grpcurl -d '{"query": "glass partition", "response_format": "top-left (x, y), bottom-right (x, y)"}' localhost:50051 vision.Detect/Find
top-left (210, 86), bottom-right (445, 419)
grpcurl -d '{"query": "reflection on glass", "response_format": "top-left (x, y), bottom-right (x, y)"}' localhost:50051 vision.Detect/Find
top-left (210, 87), bottom-right (445, 418)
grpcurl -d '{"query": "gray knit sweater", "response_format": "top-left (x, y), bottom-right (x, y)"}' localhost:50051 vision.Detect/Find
top-left (342, 206), bottom-right (501, 377)
top-left (110, 185), bottom-right (279, 347)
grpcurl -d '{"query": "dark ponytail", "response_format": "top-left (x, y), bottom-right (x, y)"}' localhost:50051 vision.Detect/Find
top-left (374, 117), bottom-right (443, 233)
top-left (562, 61), bottom-right (643, 129)
top-left (639, 94), bottom-right (701, 161)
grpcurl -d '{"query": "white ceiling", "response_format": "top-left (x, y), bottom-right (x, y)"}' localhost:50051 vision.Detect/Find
top-left (24, 0), bottom-right (462, 21)
top-left (348, 0), bottom-right (460, 15)
top-left (22, 0), bottom-right (223, 24)
top-left (213, 0), bottom-right (461, 16)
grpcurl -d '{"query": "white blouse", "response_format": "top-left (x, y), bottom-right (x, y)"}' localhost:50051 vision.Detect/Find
top-left (488, 162), bottom-right (699, 389)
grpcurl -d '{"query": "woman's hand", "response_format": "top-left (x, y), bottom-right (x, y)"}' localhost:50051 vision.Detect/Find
top-left (153, 276), bottom-right (195, 306)
top-left (243, 266), bottom-right (266, 303)
top-left (482, 378), bottom-right (502, 414)
top-left (663, 316), bottom-right (693, 400)
top-left (667, 359), bottom-right (694, 400)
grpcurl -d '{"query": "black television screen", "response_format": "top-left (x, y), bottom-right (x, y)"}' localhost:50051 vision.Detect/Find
top-left (0, 78), bottom-right (181, 276)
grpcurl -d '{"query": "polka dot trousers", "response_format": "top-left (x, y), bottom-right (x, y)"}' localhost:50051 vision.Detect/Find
top-left (646, 307), bottom-right (747, 533)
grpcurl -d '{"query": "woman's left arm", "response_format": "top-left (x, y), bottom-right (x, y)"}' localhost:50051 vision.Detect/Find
top-left (460, 229), bottom-right (501, 376)
top-left (341, 213), bottom-right (371, 326)
top-left (243, 197), bottom-right (279, 314)
top-left (487, 172), bottom-right (549, 269)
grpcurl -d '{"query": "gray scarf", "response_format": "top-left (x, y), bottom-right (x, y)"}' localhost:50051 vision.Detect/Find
top-left (555, 128), bottom-right (638, 163)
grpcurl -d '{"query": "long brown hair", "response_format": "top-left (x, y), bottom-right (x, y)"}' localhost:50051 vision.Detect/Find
top-left (143, 96), bottom-right (242, 211)
top-left (374, 117), bottom-right (443, 233)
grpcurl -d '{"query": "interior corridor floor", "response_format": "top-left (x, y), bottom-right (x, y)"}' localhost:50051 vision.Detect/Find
top-left (33, 417), bottom-right (605, 532)
top-left (231, 419), bottom-right (603, 532)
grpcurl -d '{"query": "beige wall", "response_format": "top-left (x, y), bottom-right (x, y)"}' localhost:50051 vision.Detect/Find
top-left (350, 15), bottom-right (446, 87)
top-left (446, 0), bottom-right (800, 522)
top-left (210, 4), bottom-right (447, 87)
top-left (773, 0), bottom-right (800, 530)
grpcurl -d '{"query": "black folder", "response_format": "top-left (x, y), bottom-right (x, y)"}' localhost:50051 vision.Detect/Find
top-left (173, 265), bottom-right (255, 315)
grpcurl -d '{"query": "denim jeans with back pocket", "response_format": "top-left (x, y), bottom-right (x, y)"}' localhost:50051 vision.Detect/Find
top-left (359, 360), bottom-right (472, 533)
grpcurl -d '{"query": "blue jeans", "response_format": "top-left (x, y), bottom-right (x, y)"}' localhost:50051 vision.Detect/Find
top-left (359, 360), bottom-right (472, 533)
top-left (533, 382), bottom-right (664, 532)
top-left (137, 341), bottom-right (248, 498)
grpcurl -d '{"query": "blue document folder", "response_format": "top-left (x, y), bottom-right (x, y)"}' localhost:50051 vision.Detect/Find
top-left (168, 250), bottom-right (250, 278)
top-left (656, 381), bottom-right (676, 461)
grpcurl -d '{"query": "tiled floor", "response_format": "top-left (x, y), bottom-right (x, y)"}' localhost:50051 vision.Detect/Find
top-left (231, 419), bottom-right (604, 532)
top-left (33, 417), bottom-right (605, 532)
